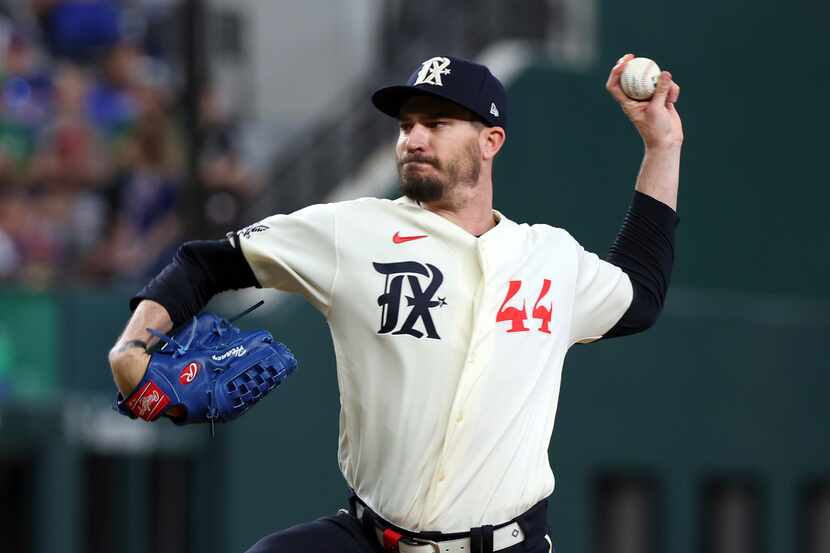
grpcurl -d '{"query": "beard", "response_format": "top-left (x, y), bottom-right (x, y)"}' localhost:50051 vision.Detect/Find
top-left (397, 141), bottom-right (481, 203)
top-left (398, 161), bottom-right (445, 202)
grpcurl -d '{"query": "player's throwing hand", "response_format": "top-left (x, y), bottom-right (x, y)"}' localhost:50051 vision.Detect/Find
top-left (606, 53), bottom-right (683, 149)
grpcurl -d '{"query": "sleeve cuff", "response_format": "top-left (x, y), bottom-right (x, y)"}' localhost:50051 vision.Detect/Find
top-left (632, 190), bottom-right (679, 237)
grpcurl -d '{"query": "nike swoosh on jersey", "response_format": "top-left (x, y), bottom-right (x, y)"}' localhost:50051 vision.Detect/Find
top-left (393, 232), bottom-right (429, 244)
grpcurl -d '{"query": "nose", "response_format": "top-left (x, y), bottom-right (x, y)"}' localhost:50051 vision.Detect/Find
top-left (404, 123), bottom-right (430, 152)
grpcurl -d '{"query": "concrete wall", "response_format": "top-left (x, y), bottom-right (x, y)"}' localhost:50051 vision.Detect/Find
top-left (209, 0), bottom-right (381, 131)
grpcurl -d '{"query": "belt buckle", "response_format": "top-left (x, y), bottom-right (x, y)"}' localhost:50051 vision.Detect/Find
top-left (400, 536), bottom-right (441, 553)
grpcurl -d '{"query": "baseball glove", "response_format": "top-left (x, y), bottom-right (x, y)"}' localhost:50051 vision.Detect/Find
top-left (115, 302), bottom-right (297, 429)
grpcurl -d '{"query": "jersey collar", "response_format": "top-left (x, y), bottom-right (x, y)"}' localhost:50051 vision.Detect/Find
top-left (394, 196), bottom-right (515, 240)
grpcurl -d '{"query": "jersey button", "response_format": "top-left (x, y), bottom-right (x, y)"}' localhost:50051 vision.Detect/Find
top-left (456, 412), bottom-right (464, 423)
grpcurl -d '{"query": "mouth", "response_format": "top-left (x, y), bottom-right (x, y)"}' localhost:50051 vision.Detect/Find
top-left (403, 160), bottom-right (434, 168)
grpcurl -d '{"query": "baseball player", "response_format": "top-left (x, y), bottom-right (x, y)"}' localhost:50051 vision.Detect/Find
top-left (109, 53), bottom-right (682, 553)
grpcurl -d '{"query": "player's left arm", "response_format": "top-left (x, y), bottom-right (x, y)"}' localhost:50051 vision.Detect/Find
top-left (603, 54), bottom-right (683, 337)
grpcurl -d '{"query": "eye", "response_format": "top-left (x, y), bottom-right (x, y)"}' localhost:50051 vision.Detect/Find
top-left (399, 121), bottom-right (414, 133)
top-left (427, 120), bottom-right (448, 129)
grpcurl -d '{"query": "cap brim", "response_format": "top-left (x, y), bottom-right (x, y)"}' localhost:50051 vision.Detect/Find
top-left (372, 85), bottom-right (473, 121)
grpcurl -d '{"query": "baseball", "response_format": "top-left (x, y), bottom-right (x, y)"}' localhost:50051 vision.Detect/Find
top-left (620, 57), bottom-right (661, 100)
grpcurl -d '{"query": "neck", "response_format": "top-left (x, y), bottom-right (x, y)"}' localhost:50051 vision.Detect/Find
top-left (421, 179), bottom-right (496, 236)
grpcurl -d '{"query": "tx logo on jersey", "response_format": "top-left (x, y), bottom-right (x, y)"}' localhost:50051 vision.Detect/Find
top-left (373, 261), bottom-right (446, 339)
top-left (414, 57), bottom-right (451, 87)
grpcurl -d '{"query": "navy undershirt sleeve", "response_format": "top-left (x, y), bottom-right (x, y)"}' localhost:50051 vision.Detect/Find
top-left (603, 191), bottom-right (679, 338)
top-left (130, 237), bottom-right (260, 327)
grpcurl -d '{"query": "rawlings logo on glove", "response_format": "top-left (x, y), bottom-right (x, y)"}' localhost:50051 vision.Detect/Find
top-left (115, 302), bottom-right (297, 429)
top-left (179, 362), bottom-right (200, 384)
top-left (212, 346), bottom-right (247, 361)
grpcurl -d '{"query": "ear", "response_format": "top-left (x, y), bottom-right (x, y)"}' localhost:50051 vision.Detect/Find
top-left (480, 126), bottom-right (506, 160)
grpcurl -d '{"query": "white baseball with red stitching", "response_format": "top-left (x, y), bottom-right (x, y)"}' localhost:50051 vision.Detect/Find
top-left (621, 57), bottom-right (661, 100)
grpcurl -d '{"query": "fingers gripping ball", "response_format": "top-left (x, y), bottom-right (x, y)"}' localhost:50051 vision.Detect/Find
top-left (115, 309), bottom-right (297, 426)
top-left (620, 57), bottom-right (661, 100)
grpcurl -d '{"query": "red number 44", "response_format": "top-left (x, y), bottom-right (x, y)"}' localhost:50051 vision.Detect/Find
top-left (496, 279), bottom-right (553, 334)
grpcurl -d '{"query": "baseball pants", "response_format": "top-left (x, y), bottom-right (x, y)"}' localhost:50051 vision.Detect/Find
top-left (245, 496), bottom-right (554, 553)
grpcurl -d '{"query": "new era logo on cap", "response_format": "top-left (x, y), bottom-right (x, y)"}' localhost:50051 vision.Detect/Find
top-left (372, 55), bottom-right (508, 129)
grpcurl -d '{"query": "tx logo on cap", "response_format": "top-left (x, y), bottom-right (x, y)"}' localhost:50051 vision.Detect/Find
top-left (414, 57), bottom-right (452, 87)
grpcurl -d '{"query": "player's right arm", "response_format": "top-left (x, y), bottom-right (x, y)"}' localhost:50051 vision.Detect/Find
top-left (606, 53), bottom-right (682, 210)
top-left (567, 56), bottom-right (682, 344)
top-left (108, 237), bottom-right (260, 396)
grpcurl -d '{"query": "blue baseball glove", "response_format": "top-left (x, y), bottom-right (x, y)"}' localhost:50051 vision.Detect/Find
top-left (115, 304), bottom-right (297, 428)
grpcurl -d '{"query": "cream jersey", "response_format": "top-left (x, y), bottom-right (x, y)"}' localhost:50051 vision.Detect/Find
top-left (238, 196), bottom-right (633, 533)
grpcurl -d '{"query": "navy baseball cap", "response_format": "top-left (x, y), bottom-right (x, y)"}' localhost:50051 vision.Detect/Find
top-left (372, 56), bottom-right (508, 129)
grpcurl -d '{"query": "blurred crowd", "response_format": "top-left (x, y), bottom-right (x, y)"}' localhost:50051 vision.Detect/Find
top-left (0, 0), bottom-right (258, 288)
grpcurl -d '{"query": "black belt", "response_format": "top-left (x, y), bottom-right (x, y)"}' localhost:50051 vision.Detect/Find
top-left (348, 493), bottom-right (549, 553)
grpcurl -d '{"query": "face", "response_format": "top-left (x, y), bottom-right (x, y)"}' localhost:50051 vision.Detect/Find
top-left (395, 95), bottom-right (484, 203)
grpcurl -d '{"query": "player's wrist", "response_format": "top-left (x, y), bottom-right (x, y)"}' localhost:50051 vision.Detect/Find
top-left (109, 345), bottom-right (151, 395)
top-left (121, 339), bottom-right (149, 351)
top-left (108, 339), bottom-right (148, 367)
top-left (643, 136), bottom-right (683, 152)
